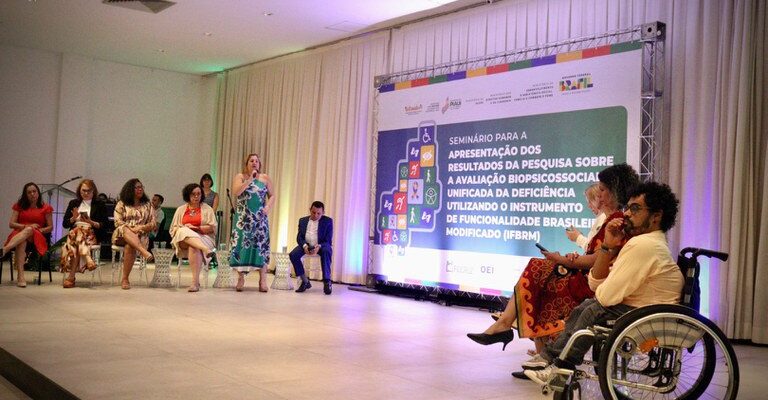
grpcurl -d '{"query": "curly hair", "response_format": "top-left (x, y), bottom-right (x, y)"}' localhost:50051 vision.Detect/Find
top-left (118, 178), bottom-right (149, 206)
top-left (17, 182), bottom-right (43, 210)
top-left (182, 183), bottom-right (202, 203)
top-left (628, 181), bottom-right (679, 232)
top-left (598, 163), bottom-right (640, 207)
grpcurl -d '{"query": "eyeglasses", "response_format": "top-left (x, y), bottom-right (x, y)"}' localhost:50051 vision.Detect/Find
top-left (623, 203), bottom-right (652, 214)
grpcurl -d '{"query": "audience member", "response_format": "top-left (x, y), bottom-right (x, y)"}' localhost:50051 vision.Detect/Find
top-left (2, 183), bottom-right (53, 287)
top-left (169, 183), bottom-right (217, 292)
top-left (112, 178), bottom-right (156, 289)
top-left (60, 179), bottom-right (108, 288)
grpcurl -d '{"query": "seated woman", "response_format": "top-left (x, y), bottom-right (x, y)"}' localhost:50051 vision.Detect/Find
top-left (2, 182), bottom-right (53, 287)
top-left (467, 164), bottom-right (640, 363)
top-left (169, 183), bottom-right (217, 292)
top-left (112, 178), bottom-right (156, 290)
top-left (566, 183), bottom-right (606, 251)
top-left (60, 179), bottom-right (108, 288)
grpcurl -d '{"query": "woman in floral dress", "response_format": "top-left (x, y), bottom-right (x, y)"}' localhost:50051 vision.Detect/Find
top-left (230, 152), bottom-right (274, 292)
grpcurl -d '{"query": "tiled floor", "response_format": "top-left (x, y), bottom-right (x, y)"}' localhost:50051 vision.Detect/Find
top-left (0, 268), bottom-right (766, 399)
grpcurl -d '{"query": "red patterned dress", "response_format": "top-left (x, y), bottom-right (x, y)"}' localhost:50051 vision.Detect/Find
top-left (514, 211), bottom-right (625, 339)
top-left (4, 203), bottom-right (53, 255)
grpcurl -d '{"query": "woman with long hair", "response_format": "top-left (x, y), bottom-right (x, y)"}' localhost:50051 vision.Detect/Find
top-left (2, 182), bottom-right (53, 287)
top-left (229, 153), bottom-right (274, 292)
top-left (112, 178), bottom-right (156, 289)
top-left (467, 164), bottom-right (639, 368)
top-left (169, 183), bottom-right (217, 292)
top-left (60, 179), bottom-right (108, 288)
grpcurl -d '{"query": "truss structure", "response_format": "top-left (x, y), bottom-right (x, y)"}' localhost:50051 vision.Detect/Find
top-left (369, 22), bottom-right (665, 301)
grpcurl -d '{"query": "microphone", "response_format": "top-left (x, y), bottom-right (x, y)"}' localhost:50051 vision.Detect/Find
top-left (71, 175), bottom-right (82, 180)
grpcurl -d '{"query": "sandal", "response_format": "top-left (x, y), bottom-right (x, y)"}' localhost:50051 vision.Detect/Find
top-left (63, 278), bottom-right (76, 288)
top-left (187, 284), bottom-right (200, 293)
top-left (16, 280), bottom-right (27, 288)
top-left (121, 280), bottom-right (131, 290)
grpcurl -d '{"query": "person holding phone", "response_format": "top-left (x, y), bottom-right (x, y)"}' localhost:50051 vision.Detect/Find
top-left (467, 164), bottom-right (639, 372)
top-left (169, 183), bottom-right (217, 292)
top-left (229, 152), bottom-right (274, 292)
top-left (60, 179), bottom-right (109, 288)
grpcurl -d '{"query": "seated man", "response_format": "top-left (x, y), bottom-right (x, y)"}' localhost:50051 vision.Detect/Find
top-left (148, 193), bottom-right (165, 250)
top-left (289, 201), bottom-right (333, 295)
top-left (525, 181), bottom-right (684, 384)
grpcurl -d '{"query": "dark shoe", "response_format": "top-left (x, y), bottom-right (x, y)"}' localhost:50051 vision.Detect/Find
top-left (511, 371), bottom-right (530, 380)
top-left (491, 311), bottom-right (501, 321)
top-left (466, 330), bottom-right (515, 350)
top-left (323, 280), bottom-right (332, 295)
top-left (295, 281), bottom-right (311, 293)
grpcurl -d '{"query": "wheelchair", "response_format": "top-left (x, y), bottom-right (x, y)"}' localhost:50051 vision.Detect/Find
top-left (541, 248), bottom-right (739, 400)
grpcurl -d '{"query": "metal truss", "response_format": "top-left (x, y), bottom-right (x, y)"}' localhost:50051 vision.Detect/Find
top-left (369, 22), bottom-right (666, 302)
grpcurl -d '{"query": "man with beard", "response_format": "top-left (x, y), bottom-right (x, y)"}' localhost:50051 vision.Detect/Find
top-left (526, 181), bottom-right (684, 384)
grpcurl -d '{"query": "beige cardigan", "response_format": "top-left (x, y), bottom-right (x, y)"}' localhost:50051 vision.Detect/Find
top-left (169, 203), bottom-right (217, 256)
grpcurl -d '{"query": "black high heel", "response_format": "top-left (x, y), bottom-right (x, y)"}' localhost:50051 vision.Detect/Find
top-left (467, 330), bottom-right (515, 350)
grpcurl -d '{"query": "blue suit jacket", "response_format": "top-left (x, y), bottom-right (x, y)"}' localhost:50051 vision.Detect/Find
top-left (297, 215), bottom-right (333, 249)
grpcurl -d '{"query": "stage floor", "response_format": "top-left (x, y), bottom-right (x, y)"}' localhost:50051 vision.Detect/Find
top-left (1, 268), bottom-right (767, 400)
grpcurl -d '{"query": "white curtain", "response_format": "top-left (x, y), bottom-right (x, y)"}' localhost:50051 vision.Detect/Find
top-left (214, 0), bottom-right (766, 342)
top-left (214, 34), bottom-right (389, 284)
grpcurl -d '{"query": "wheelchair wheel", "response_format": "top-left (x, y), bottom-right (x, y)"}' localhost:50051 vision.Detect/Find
top-left (597, 304), bottom-right (738, 399)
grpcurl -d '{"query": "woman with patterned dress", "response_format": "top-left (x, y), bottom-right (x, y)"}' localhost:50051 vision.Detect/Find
top-left (230, 153), bottom-right (275, 292)
top-left (2, 183), bottom-right (53, 287)
top-left (112, 178), bottom-right (156, 290)
top-left (60, 179), bottom-right (109, 288)
top-left (467, 164), bottom-right (640, 362)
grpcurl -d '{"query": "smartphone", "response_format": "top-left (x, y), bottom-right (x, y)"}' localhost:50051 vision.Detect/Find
top-left (535, 243), bottom-right (548, 252)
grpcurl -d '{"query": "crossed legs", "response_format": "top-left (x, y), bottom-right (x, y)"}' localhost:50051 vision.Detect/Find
top-left (119, 229), bottom-right (151, 289)
top-left (3, 227), bottom-right (35, 286)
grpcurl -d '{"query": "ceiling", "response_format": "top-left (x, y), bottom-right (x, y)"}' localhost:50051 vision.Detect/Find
top-left (0, 0), bottom-right (484, 75)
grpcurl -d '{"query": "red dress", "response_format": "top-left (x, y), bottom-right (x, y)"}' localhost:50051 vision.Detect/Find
top-left (514, 211), bottom-right (625, 339)
top-left (4, 203), bottom-right (53, 255)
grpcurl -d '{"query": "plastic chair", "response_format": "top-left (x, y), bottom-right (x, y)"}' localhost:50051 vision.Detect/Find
top-left (110, 245), bottom-right (148, 286)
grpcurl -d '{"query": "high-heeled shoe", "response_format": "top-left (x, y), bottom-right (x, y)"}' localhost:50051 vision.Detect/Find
top-left (466, 330), bottom-right (515, 350)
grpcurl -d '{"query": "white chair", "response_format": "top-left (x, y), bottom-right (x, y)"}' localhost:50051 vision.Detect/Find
top-left (175, 254), bottom-right (210, 289)
top-left (212, 250), bottom-right (233, 288)
top-left (111, 245), bottom-right (148, 286)
top-left (62, 245), bottom-right (103, 286)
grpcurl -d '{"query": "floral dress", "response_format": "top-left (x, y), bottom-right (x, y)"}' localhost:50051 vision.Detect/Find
top-left (230, 179), bottom-right (270, 271)
top-left (514, 211), bottom-right (625, 339)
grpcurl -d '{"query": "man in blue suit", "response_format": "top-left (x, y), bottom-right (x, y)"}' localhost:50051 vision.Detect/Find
top-left (290, 201), bottom-right (333, 294)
